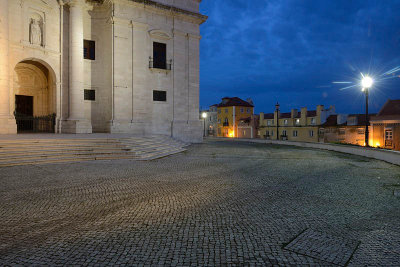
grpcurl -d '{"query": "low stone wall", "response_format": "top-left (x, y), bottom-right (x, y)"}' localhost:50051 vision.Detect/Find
top-left (209, 137), bottom-right (400, 166)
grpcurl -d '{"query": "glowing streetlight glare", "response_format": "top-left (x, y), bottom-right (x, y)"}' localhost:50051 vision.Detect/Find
top-left (201, 112), bottom-right (207, 119)
top-left (361, 76), bottom-right (373, 89)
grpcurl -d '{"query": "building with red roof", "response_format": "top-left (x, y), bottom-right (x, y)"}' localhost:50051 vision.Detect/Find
top-left (370, 99), bottom-right (400, 150)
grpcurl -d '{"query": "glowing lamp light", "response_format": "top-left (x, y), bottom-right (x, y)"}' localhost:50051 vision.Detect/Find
top-left (228, 131), bottom-right (234, 138)
top-left (201, 112), bottom-right (207, 119)
top-left (361, 76), bottom-right (373, 89)
top-left (375, 142), bottom-right (381, 147)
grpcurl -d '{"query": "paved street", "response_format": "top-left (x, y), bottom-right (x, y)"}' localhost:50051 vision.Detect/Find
top-left (1, 140), bottom-right (400, 266)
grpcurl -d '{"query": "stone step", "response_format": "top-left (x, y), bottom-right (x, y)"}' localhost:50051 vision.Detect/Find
top-left (0, 135), bottom-right (187, 167)
top-left (0, 147), bottom-right (134, 155)
top-left (141, 148), bottom-right (186, 160)
top-left (0, 150), bottom-right (138, 161)
top-left (0, 154), bottom-right (138, 168)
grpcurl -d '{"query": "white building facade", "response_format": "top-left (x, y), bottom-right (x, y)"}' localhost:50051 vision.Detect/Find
top-left (0, 0), bottom-right (206, 142)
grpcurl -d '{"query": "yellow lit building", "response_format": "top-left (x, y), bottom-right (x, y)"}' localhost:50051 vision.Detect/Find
top-left (217, 97), bottom-right (254, 137)
top-left (259, 103), bottom-right (335, 142)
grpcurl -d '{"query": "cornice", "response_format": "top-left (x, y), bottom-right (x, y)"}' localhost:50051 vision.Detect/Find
top-left (112, 0), bottom-right (207, 25)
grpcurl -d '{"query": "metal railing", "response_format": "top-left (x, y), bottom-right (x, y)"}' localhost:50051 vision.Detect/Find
top-left (149, 57), bottom-right (172, 70)
top-left (15, 113), bottom-right (56, 133)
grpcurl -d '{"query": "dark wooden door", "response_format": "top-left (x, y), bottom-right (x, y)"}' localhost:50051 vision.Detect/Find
top-left (15, 95), bottom-right (33, 132)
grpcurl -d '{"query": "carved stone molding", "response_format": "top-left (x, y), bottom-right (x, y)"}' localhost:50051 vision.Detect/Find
top-left (149, 29), bottom-right (172, 41)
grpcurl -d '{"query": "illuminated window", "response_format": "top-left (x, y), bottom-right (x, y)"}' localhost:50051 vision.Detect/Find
top-left (293, 130), bottom-right (298, 137)
top-left (284, 119), bottom-right (288, 125)
top-left (295, 119), bottom-right (300, 125)
top-left (311, 117), bottom-right (316, 125)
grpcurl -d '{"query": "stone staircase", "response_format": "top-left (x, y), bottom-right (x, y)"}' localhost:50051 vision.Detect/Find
top-left (0, 135), bottom-right (188, 167)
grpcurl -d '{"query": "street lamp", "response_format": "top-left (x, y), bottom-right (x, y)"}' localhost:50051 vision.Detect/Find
top-left (275, 102), bottom-right (280, 140)
top-left (361, 76), bottom-right (373, 147)
top-left (201, 112), bottom-right (207, 137)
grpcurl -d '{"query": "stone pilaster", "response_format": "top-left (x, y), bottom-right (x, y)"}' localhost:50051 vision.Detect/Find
top-left (0, 0), bottom-right (17, 134)
top-left (171, 32), bottom-right (202, 143)
top-left (61, 0), bottom-right (92, 133)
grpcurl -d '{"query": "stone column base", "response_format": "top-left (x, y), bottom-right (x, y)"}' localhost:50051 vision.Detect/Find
top-left (0, 117), bottom-right (17, 134)
top-left (59, 119), bottom-right (92, 134)
top-left (172, 120), bottom-right (203, 143)
top-left (108, 120), bottom-right (148, 135)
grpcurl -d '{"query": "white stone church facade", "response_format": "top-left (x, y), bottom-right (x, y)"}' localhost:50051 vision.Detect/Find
top-left (0, 0), bottom-right (206, 142)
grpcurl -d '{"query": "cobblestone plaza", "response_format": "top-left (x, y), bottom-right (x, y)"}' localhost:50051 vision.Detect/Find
top-left (1, 140), bottom-right (400, 265)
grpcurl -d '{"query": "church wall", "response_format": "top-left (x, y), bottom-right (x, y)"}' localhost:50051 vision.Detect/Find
top-left (7, 0), bottom-right (60, 122)
top-left (0, 0), bottom-right (205, 142)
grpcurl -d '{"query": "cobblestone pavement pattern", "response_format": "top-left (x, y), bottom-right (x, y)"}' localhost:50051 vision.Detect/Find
top-left (1, 140), bottom-right (400, 266)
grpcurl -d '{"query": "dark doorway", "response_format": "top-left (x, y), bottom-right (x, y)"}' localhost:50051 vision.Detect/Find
top-left (15, 95), bottom-right (34, 132)
top-left (15, 95), bottom-right (33, 117)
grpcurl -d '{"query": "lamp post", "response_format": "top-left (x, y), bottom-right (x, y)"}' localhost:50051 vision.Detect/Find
top-left (361, 76), bottom-right (373, 147)
top-left (201, 112), bottom-right (207, 137)
top-left (275, 102), bottom-right (280, 140)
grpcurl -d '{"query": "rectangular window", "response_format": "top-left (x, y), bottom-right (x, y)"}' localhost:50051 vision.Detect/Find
top-left (293, 130), bottom-right (298, 137)
top-left (225, 108), bottom-right (228, 113)
top-left (84, 40), bottom-right (95, 60)
top-left (240, 108), bottom-right (244, 113)
top-left (153, 42), bottom-right (167, 69)
top-left (84, 89), bottom-right (95, 101)
top-left (339, 128), bottom-right (346, 135)
top-left (267, 120), bottom-right (271, 126)
top-left (311, 117), bottom-right (316, 125)
top-left (266, 130), bottom-right (270, 136)
top-left (309, 130), bottom-right (314, 137)
top-left (247, 108), bottom-right (250, 113)
top-left (282, 130), bottom-right (287, 136)
top-left (284, 119), bottom-right (288, 125)
top-left (153, 90), bottom-right (167, 102)
top-left (295, 119), bottom-right (300, 125)
top-left (385, 129), bottom-right (393, 140)
top-left (218, 119), bottom-right (221, 123)
top-left (357, 128), bottom-right (365, 135)
top-left (271, 130), bottom-right (274, 136)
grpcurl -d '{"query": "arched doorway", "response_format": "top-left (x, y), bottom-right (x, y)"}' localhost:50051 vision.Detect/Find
top-left (13, 60), bottom-right (56, 133)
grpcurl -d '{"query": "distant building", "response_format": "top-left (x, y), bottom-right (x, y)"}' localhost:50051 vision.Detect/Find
top-left (320, 114), bottom-right (375, 146)
top-left (237, 114), bottom-right (259, 139)
top-left (216, 97), bottom-right (254, 137)
top-left (200, 105), bottom-right (218, 137)
top-left (259, 104), bottom-right (335, 142)
top-left (370, 99), bottom-right (400, 150)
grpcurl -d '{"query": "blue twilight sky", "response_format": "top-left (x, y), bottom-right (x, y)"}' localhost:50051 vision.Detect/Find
top-left (199, 0), bottom-right (400, 114)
